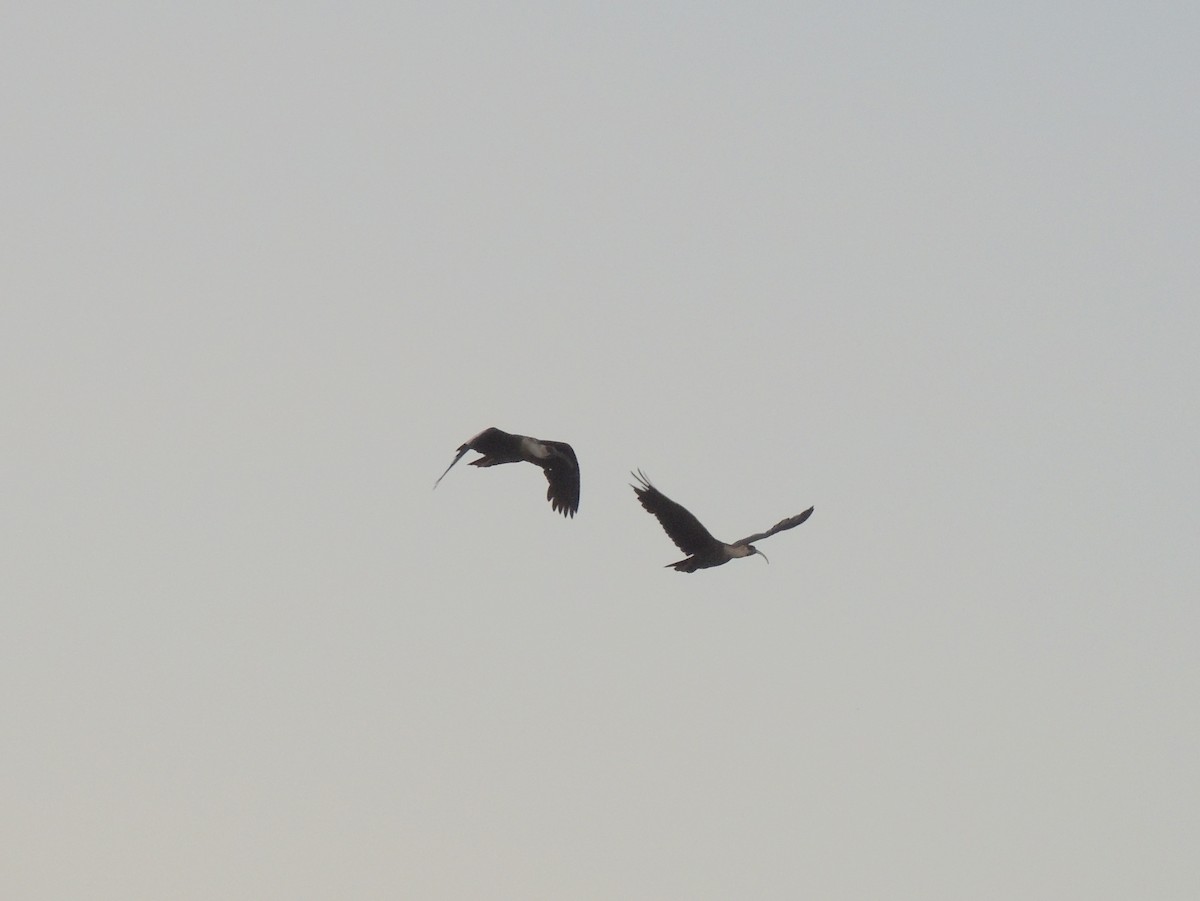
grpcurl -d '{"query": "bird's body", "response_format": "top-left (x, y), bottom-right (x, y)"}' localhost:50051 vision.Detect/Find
top-left (631, 470), bottom-right (812, 571)
top-left (435, 427), bottom-right (580, 517)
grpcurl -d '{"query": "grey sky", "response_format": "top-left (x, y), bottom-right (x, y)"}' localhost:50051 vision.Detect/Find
top-left (4, 3), bottom-right (1198, 898)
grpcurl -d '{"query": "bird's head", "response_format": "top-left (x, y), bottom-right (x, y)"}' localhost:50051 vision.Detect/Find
top-left (749, 545), bottom-right (769, 565)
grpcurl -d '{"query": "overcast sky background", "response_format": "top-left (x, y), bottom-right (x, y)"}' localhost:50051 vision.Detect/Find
top-left (4, 3), bottom-right (1198, 899)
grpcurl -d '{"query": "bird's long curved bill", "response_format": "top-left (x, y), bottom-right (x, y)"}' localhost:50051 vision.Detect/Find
top-left (433, 447), bottom-right (469, 489)
top-left (756, 549), bottom-right (770, 565)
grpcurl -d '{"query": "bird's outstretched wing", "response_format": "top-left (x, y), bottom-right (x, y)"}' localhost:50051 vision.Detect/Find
top-left (630, 470), bottom-right (720, 556)
top-left (734, 507), bottom-right (814, 546)
top-left (541, 441), bottom-right (580, 517)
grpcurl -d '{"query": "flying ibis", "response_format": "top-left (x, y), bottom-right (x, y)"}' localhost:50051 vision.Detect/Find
top-left (435, 427), bottom-right (580, 517)
top-left (631, 470), bottom-right (813, 572)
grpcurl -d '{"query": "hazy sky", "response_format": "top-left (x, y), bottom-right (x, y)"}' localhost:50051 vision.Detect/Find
top-left (4, 4), bottom-right (1198, 899)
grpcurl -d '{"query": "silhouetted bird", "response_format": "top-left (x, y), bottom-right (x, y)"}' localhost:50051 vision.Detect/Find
top-left (631, 470), bottom-right (812, 571)
top-left (435, 427), bottom-right (580, 517)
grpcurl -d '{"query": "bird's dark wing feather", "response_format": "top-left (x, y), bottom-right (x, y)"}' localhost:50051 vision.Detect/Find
top-left (540, 441), bottom-right (580, 517)
top-left (630, 471), bottom-right (720, 556)
top-left (734, 506), bottom-right (814, 546)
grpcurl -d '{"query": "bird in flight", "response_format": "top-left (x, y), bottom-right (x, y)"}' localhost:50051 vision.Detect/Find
top-left (435, 427), bottom-right (580, 517)
top-left (631, 470), bottom-right (813, 572)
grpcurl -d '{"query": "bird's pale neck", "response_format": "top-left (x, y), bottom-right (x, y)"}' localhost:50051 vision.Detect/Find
top-left (729, 544), bottom-right (768, 564)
